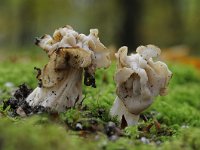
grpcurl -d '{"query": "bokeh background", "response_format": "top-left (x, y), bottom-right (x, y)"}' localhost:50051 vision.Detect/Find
top-left (0, 0), bottom-right (200, 55)
top-left (1, 1), bottom-right (200, 149)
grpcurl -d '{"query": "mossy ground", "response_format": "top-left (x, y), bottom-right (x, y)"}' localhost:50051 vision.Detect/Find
top-left (0, 50), bottom-right (200, 150)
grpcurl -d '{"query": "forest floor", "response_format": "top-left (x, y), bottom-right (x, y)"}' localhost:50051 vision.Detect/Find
top-left (0, 49), bottom-right (200, 150)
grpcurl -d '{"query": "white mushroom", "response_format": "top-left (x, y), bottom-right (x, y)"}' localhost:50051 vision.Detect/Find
top-left (26, 25), bottom-right (111, 112)
top-left (110, 45), bottom-right (172, 126)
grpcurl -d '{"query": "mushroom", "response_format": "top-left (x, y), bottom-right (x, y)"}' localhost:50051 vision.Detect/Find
top-left (26, 25), bottom-right (111, 112)
top-left (110, 45), bottom-right (172, 126)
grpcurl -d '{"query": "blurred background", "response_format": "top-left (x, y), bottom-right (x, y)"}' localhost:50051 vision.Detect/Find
top-left (0, 0), bottom-right (200, 56)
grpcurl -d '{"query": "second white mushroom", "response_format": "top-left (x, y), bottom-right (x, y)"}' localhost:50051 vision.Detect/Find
top-left (110, 45), bottom-right (172, 126)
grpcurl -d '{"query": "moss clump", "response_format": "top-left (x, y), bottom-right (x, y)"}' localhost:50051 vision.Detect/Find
top-left (0, 117), bottom-right (98, 150)
top-left (0, 52), bottom-right (200, 150)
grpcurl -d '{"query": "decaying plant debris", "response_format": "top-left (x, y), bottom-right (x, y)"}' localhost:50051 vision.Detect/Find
top-left (3, 84), bottom-right (49, 116)
top-left (110, 45), bottom-right (172, 127)
top-left (26, 25), bottom-right (111, 112)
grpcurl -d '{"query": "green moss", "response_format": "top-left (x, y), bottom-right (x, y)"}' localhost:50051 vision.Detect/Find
top-left (163, 128), bottom-right (200, 150)
top-left (0, 52), bottom-right (200, 150)
top-left (0, 62), bottom-right (43, 89)
top-left (168, 63), bottom-right (200, 86)
top-left (0, 117), bottom-right (97, 150)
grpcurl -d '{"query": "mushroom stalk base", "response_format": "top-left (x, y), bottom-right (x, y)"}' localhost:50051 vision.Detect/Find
top-left (110, 97), bottom-right (139, 126)
top-left (26, 68), bottom-right (83, 112)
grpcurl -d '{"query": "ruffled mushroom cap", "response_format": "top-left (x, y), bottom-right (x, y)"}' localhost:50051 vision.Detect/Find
top-left (87, 29), bottom-right (111, 69)
top-left (26, 26), bottom-right (111, 111)
top-left (111, 45), bottom-right (172, 126)
top-left (36, 26), bottom-right (110, 68)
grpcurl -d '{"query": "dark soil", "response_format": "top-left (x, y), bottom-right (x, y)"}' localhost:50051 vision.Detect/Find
top-left (3, 84), bottom-right (49, 116)
top-left (84, 68), bottom-right (96, 88)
